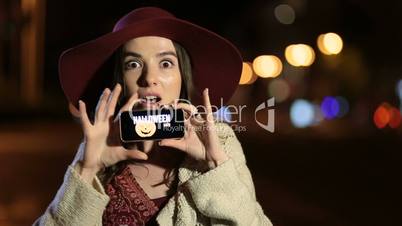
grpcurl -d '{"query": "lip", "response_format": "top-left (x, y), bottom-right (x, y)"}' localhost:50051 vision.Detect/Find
top-left (139, 91), bottom-right (162, 100)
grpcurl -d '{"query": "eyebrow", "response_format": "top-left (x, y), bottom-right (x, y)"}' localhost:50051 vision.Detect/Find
top-left (123, 51), bottom-right (177, 58)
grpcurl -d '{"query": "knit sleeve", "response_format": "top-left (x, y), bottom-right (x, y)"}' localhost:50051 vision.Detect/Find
top-left (184, 123), bottom-right (273, 226)
top-left (33, 163), bottom-right (110, 226)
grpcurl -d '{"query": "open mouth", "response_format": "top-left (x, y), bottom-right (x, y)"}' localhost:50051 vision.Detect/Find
top-left (138, 95), bottom-right (162, 109)
top-left (141, 95), bottom-right (161, 103)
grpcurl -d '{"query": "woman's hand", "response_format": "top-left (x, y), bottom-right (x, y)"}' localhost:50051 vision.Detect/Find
top-left (159, 88), bottom-right (229, 169)
top-left (77, 84), bottom-right (148, 182)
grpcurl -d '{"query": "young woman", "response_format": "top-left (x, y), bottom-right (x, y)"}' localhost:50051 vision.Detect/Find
top-left (34, 7), bottom-right (273, 226)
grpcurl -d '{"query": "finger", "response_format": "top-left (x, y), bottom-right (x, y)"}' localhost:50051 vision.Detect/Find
top-left (118, 93), bottom-right (142, 113)
top-left (78, 100), bottom-right (91, 133)
top-left (202, 88), bottom-right (221, 148)
top-left (159, 139), bottom-right (187, 152)
top-left (202, 89), bottom-right (222, 153)
top-left (174, 103), bottom-right (198, 119)
top-left (95, 88), bottom-right (111, 122)
top-left (114, 93), bottom-right (143, 122)
top-left (203, 88), bottom-right (215, 125)
top-left (106, 84), bottom-right (122, 119)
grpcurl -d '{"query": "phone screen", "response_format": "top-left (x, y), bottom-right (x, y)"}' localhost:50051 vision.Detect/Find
top-left (119, 108), bottom-right (185, 142)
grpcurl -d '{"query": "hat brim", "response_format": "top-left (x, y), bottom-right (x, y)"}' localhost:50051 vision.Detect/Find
top-left (59, 17), bottom-right (242, 112)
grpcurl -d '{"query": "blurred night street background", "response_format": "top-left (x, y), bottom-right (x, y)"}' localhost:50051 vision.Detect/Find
top-left (0, 0), bottom-right (401, 225)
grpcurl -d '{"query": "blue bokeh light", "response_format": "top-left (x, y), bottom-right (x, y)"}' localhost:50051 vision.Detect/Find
top-left (290, 99), bottom-right (315, 128)
top-left (321, 96), bottom-right (340, 119)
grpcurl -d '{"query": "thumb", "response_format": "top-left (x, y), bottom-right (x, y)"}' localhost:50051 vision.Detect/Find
top-left (119, 93), bottom-right (141, 113)
top-left (113, 93), bottom-right (142, 122)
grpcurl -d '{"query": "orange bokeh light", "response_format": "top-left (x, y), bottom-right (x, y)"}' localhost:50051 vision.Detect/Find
top-left (373, 106), bottom-right (389, 128)
top-left (388, 107), bottom-right (401, 128)
top-left (239, 62), bottom-right (253, 85)
top-left (373, 103), bottom-right (401, 129)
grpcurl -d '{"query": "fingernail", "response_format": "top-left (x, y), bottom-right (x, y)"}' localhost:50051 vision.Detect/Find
top-left (205, 88), bottom-right (209, 94)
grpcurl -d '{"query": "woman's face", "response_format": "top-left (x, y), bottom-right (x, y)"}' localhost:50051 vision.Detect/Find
top-left (122, 36), bottom-right (182, 109)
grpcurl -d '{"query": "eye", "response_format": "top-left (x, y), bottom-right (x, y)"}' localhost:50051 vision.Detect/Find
top-left (160, 60), bottom-right (174, 68)
top-left (124, 60), bottom-right (142, 70)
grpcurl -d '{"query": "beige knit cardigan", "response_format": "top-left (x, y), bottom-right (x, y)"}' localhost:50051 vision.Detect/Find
top-left (34, 122), bottom-right (273, 226)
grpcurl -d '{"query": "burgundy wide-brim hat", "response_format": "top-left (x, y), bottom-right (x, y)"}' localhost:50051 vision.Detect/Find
top-left (59, 7), bottom-right (242, 112)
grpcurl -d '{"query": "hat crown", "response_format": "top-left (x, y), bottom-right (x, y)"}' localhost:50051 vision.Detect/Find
top-left (60, 7), bottom-right (242, 111)
top-left (113, 7), bottom-right (175, 32)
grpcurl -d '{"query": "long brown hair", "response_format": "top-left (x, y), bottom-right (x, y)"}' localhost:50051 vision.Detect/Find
top-left (98, 40), bottom-right (194, 188)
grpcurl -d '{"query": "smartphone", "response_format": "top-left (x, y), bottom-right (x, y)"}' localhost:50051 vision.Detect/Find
top-left (119, 108), bottom-right (185, 142)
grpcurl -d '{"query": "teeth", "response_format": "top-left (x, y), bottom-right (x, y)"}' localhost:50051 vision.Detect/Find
top-left (142, 96), bottom-right (161, 103)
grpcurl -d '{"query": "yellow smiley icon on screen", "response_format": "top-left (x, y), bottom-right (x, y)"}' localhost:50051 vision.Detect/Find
top-left (135, 121), bottom-right (156, 137)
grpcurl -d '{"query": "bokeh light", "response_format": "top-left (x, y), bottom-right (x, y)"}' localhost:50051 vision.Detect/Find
top-left (268, 78), bottom-right (290, 103)
top-left (239, 62), bottom-right (253, 85)
top-left (388, 107), bottom-right (401, 128)
top-left (396, 79), bottom-right (402, 99)
top-left (290, 99), bottom-right (315, 128)
top-left (285, 44), bottom-right (315, 67)
top-left (274, 4), bottom-right (295, 25)
top-left (373, 103), bottom-right (401, 129)
top-left (373, 103), bottom-right (391, 129)
top-left (246, 62), bottom-right (258, 84)
top-left (317, 32), bottom-right (343, 55)
top-left (253, 55), bottom-right (283, 78)
top-left (321, 96), bottom-right (340, 119)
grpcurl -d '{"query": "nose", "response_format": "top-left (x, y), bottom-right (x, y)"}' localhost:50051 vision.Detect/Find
top-left (137, 64), bottom-right (159, 87)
